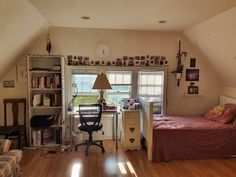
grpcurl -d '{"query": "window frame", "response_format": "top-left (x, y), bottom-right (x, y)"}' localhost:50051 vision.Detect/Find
top-left (106, 71), bottom-right (132, 105)
top-left (138, 70), bottom-right (165, 116)
top-left (66, 66), bottom-right (167, 115)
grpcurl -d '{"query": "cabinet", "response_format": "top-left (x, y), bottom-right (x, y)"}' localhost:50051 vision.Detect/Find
top-left (121, 110), bottom-right (140, 151)
top-left (27, 54), bottom-right (65, 147)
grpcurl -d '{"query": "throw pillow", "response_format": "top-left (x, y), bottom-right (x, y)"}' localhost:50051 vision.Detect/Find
top-left (0, 139), bottom-right (11, 155)
top-left (204, 105), bottom-right (225, 120)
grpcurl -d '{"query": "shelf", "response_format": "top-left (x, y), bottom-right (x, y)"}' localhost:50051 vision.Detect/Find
top-left (181, 94), bottom-right (203, 97)
top-left (30, 106), bottom-right (62, 109)
top-left (30, 88), bottom-right (62, 91)
top-left (30, 71), bottom-right (61, 74)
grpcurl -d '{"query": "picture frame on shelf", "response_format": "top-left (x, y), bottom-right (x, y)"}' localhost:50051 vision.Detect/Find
top-left (190, 58), bottom-right (196, 68)
top-left (188, 85), bottom-right (199, 94)
top-left (186, 69), bottom-right (199, 81)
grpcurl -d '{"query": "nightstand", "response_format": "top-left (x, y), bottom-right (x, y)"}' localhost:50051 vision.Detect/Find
top-left (121, 109), bottom-right (140, 151)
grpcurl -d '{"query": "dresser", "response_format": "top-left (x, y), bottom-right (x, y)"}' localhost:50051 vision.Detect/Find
top-left (121, 109), bottom-right (140, 151)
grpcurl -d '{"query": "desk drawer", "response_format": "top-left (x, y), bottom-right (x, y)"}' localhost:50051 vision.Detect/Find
top-left (123, 111), bottom-right (140, 119)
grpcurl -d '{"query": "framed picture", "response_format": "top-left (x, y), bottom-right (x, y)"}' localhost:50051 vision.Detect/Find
top-left (190, 58), bottom-right (196, 67)
top-left (188, 85), bottom-right (198, 94)
top-left (2, 80), bottom-right (15, 88)
top-left (186, 69), bottom-right (199, 81)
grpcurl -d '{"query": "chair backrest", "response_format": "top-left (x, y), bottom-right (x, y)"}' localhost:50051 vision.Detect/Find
top-left (3, 98), bottom-right (26, 126)
top-left (79, 104), bottom-right (102, 128)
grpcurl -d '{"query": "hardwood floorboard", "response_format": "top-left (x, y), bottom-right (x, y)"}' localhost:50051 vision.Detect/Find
top-left (22, 140), bottom-right (236, 177)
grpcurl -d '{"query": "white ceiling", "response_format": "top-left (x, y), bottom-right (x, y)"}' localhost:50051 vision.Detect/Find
top-left (28, 0), bottom-right (236, 31)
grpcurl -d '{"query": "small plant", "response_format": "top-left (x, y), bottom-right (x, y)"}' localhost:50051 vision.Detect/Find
top-left (172, 40), bottom-right (187, 86)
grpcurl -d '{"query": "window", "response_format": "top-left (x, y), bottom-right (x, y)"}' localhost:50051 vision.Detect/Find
top-left (106, 71), bottom-right (132, 106)
top-left (138, 71), bottom-right (164, 115)
top-left (71, 74), bottom-right (99, 109)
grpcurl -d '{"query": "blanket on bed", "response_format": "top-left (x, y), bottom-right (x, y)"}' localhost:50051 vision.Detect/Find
top-left (152, 116), bottom-right (236, 162)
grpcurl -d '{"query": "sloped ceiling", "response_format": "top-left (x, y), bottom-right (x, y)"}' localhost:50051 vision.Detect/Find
top-left (28, 0), bottom-right (236, 31)
top-left (0, 0), bottom-right (48, 79)
top-left (184, 7), bottom-right (236, 86)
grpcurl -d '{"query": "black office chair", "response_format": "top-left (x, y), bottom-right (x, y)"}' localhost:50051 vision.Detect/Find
top-left (75, 104), bottom-right (105, 156)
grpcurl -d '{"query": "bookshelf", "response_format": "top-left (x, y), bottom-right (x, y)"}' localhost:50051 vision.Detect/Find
top-left (27, 54), bottom-right (65, 147)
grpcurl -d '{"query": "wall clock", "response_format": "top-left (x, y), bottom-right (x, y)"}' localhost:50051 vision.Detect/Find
top-left (96, 43), bottom-right (110, 59)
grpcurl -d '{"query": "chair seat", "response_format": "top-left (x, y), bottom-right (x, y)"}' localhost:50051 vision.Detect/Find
top-left (78, 122), bottom-right (103, 132)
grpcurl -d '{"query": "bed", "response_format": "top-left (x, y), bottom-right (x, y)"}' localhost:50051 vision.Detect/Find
top-left (140, 95), bottom-right (236, 162)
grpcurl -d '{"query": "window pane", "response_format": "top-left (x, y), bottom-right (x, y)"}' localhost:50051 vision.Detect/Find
top-left (140, 75), bottom-right (147, 85)
top-left (155, 75), bottom-right (163, 85)
top-left (139, 86), bottom-right (146, 95)
top-left (74, 95), bottom-right (99, 107)
top-left (147, 75), bottom-right (155, 85)
top-left (138, 71), bottom-right (164, 115)
top-left (154, 87), bottom-right (162, 95)
top-left (147, 86), bottom-right (155, 95)
top-left (108, 85), bottom-right (131, 93)
top-left (116, 74), bottom-right (123, 84)
top-left (123, 74), bottom-right (131, 84)
top-left (108, 74), bottom-right (116, 84)
top-left (72, 74), bottom-right (97, 93)
top-left (153, 102), bottom-right (162, 114)
top-left (107, 93), bottom-right (130, 105)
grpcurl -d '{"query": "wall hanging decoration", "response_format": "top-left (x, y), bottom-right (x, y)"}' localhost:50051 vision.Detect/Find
top-left (186, 69), bottom-right (199, 81)
top-left (172, 39), bottom-right (187, 86)
top-left (2, 80), bottom-right (15, 88)
top-left (190, 58), bottom-right (196, 67)
top-left (66, 55), bottom-right (168, 67)
top-left (188, 82), bottom-right (198, 94)
top-left (46, 33), bottom-right (52, 55)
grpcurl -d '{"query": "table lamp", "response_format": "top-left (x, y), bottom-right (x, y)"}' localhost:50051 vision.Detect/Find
top-left (92, 73), bottom-right (112, 104)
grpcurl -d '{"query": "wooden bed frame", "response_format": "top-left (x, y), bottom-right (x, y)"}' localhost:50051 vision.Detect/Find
top-left (140, 95), bottom-right (236, 161)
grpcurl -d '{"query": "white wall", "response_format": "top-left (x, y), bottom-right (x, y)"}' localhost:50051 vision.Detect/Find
top-left (223, 87), bottom-right (236, 98)
top-left (0, 0), bottom-right (48, 79)
top-left (184, 7), bottom-right (236, 87)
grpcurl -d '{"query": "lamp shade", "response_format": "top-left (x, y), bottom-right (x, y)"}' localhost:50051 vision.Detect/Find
top-left (92, 73), bottom-right (112, 89)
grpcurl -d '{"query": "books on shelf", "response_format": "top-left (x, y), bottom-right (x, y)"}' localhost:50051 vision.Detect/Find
top-left (32, 128), bottom-right (54, 146)
top-left (32, 129), bottom-right (41, 146)
top-left (31, 74), bottom-right (61, 89)
top-left (32, 93), bottom-right (61, 107)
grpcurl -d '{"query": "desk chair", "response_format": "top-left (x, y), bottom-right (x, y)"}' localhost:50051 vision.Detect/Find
top-left (74, 104), bottom-right (105, 156)
top-left (3, 98), bottom-right (27, 149)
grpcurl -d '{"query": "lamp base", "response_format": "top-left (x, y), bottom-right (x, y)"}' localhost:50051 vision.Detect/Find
top-left (98, 90), bottom-right (105, 104)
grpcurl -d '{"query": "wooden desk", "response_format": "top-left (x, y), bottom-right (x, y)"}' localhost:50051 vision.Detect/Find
top-left (67, 109), bottom-right (119, 150)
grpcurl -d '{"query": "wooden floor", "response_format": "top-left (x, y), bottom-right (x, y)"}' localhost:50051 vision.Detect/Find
top-left (22, 140), bottom-right (236, 177)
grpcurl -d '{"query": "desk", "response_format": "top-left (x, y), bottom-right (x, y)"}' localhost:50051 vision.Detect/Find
top-left (67, 109), bottom-right (119, 150)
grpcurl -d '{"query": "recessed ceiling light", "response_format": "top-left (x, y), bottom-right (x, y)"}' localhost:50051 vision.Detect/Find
top-left (158, 20), bottom-right (167, 24)
top-left (81, 16), bottom-right (90, 20)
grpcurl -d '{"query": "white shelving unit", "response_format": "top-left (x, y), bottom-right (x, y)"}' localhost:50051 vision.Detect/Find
top-left (27, 54), bottom-right (65, 147)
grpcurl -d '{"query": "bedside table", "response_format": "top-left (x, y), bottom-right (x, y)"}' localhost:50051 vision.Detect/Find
top-left (121, 109), bottom-right (140, 151)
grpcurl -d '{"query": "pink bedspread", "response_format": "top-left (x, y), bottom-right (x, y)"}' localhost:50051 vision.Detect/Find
top-left (152, 116), bottom-right (236, 162)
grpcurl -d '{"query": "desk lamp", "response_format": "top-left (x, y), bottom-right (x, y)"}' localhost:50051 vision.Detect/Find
top-left (92, 73), bottom-right (112, 104)
top-left (68, 83), bottom-right (78, 111)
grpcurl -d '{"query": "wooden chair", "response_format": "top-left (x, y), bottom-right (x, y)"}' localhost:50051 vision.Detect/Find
top-left (3, 98), bottom-right (27, 149)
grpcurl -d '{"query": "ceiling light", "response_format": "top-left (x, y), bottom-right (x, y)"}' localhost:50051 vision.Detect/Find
top-left (158, 20), bottom-right (167, 24)
top-left (81, 16), bottom-right (90, 20)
